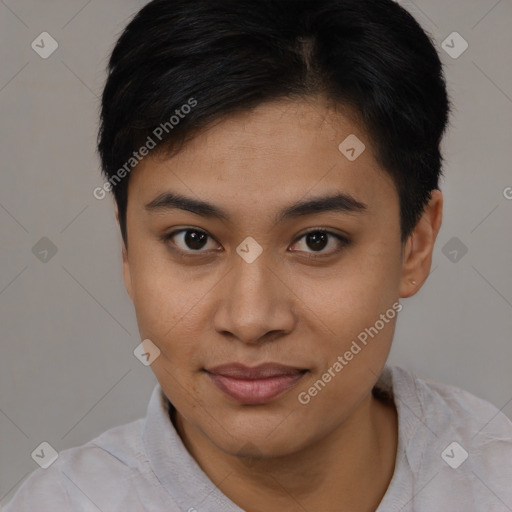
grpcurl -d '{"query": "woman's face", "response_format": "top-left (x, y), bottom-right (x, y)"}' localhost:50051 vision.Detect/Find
top-left (122, 98), bottom-right (410, 458)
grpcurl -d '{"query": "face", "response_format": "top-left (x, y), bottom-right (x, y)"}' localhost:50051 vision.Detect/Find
top-left (122, 97), bottom-right (407, 458)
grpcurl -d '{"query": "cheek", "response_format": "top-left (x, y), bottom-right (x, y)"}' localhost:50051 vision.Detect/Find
top-left (303, 239), bottom-right (402, 376)
top-left (128, 246), bottom-right (195, 344)
top-left (322, 244), bottom-right (400, 326)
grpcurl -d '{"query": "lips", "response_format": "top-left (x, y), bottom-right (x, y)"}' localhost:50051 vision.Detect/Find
top-left (205, 363), bottom-right (307, 404)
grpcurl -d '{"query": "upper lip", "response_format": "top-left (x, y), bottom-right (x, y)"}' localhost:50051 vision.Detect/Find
top-left (205, 363), bottom-right (306, 379)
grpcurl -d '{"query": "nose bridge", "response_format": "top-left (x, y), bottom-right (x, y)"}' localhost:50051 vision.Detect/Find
top-left (213, 250), bottom-right (294, 343)
top-left (230, 251), bottom-right (278, 315)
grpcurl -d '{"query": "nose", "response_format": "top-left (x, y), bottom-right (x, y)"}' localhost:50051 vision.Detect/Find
top-left (212, 251), bottom-right (296, 345)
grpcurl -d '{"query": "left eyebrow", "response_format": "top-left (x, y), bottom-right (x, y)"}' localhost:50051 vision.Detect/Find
top-left (274, 192), bottom-right (367, 224)
top-left (144, 191), bottom-right (368, 224)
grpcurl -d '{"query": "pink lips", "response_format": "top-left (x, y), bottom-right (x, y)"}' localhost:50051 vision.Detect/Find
top-left (205, 363), bottom-right (307, 404)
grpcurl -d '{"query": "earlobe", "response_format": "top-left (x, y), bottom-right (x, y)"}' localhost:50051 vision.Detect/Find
top-left (399, 190), bottom-right (443, 298)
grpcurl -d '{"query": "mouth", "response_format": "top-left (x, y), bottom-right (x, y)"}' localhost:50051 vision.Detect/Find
top-left (204, 363), bottom-right (308, 404)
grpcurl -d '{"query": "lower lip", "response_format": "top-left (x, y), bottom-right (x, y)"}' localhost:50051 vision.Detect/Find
top-left (206, 372), bottom-right (306, 404)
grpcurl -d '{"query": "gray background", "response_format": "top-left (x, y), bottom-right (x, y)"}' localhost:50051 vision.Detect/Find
top-left (1, 0), bottom-right (511, 504)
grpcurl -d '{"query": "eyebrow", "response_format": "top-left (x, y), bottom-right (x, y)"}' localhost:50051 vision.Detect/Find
top-left (145, 191), bottom-right (367, 224)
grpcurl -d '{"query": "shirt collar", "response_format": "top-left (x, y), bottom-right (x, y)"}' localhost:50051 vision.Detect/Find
top-left (142, 383), bottom-right (244, 511)
top-left (142, 365), bottom-right (418, 511)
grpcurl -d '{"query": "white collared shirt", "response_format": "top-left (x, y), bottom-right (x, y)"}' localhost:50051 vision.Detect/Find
top-left (3, 365), bottom-right (512, 511)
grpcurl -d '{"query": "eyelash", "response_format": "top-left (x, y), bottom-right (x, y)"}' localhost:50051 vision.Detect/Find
top-left (161, 227), bottom-right (350, 260)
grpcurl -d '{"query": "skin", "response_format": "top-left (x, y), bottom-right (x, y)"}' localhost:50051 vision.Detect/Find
top-left (118, 96), bottom-right (443, 512)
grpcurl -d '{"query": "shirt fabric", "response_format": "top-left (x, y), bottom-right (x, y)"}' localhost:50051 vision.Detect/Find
top-left (3, 365), bottom-right (512, 512)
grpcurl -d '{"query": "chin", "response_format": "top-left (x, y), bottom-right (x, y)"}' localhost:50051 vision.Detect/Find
top-left (204, 415), bottom-right (309, 459)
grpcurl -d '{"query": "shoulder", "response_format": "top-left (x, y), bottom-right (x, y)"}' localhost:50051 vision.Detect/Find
top-left (378, 366), bottom-right (512, 510)
top-left (2, 418), bottom-right (147, 512)
top-left (387, 365), bottom-right (512, 440)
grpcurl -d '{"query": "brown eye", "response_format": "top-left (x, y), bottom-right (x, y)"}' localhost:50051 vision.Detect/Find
top-left (290, 230), bottom-right (349, 257)
top-left (164, 229), bottom-right (219, 253)
top-left (305, 231), bottom-right (329, 251)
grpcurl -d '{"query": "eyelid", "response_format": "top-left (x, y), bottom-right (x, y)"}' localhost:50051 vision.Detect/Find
top-left (161, 227), bottom-right (220, 256)
top-left (293, 226), bottom-right (350, 243)
top-left (290, 227), bottom-right (350, 256)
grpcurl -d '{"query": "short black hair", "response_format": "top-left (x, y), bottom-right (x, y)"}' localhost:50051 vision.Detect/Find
top-left (97, 0), bottom-right (450, 247)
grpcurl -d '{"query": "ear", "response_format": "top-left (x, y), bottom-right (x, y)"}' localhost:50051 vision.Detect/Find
top-left (114, 202), bottom-right (134, 301)
top-left (399, 189), bottom-right (443, 298)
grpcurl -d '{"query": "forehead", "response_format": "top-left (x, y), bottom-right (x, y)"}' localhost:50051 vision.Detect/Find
top-left (127, 98), bottom-right (397, 221)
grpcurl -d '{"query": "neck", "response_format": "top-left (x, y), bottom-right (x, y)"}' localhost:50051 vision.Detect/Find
top-left (174, 390), bottom-right (397, 512)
